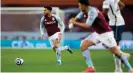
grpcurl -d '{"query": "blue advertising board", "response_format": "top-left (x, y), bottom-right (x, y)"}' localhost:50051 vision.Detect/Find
top-left (1, 40), bottom-right (133, 50)
top-left (1, 40), bottom-right (81, 49)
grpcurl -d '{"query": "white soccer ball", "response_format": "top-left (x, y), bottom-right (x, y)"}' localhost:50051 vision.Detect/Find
top-left (15, 58), bottom-right (24, 65)
top-left (68, 23), bottom-right (73, 29)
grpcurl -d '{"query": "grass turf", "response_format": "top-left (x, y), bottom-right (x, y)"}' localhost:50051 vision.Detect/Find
top-left (1, 49), bottom-right (133, 72)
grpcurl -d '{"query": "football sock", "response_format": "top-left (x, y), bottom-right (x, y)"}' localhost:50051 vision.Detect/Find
top-left (113, 54), bottom-right (122, 70)
top-left (82, 50), bottom-right (94, 67)
top-left (113, 46), bottom-right (122, 70)
top-left (116, 54), bottom-right (133, 71)
top-left (56, 48), bottom-right (61, 61)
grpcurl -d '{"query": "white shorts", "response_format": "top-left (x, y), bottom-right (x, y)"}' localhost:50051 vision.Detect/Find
top-left (82, 31), bottom-right (117, 48)
top-left (48, 32), bottom-right (62, 48)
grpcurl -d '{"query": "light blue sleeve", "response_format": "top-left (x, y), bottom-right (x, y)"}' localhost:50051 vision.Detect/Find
top-left (40, 16), bottom-right (45, 35)
top-left (53, 14), bottom-right (65, 33)
top-left (75, 12), bottom-right (83, 20)
top-left (86, 8), bottom-right (98, 26)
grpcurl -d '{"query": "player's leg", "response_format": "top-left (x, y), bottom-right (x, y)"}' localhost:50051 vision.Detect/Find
top-left (55, 32), bottom-right (73, 54)
top-left (116, 25), bottom-right (130, 56)
top-left (109, 46), bottom-right (133, 72)
top-left (100, 32), bottom-right (133, 72)
top-left (49, 34), bottom-right (62, 65)
top-left (51, 32), bottom-right (73, 65)
top-left (113, 46), bottom-right (131, 72)
top-left (111, 25), bottom-right (130, 72)
top-left (111, 26), bottom-right (123, 72)
top-left (81, 40), bottom-right (96, 72)
top-left (81, 32), bottom-right (99, 72)
top-left (53, 38), bottom-right (62, 65)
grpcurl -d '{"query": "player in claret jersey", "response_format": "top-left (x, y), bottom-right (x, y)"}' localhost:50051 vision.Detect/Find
top-left (69, 0), bottom-right (133, 72)
top-left (40, 6), bottom-right (73, 65)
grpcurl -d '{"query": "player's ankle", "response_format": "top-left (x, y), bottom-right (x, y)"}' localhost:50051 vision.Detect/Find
top-left (115, 68), bottom-right (123, 72)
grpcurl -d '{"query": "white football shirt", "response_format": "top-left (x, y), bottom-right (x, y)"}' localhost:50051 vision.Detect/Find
top-left (103, 0), bottom-right (125, 26)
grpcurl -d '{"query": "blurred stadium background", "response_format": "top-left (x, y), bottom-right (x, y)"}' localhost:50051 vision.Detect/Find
top-left (1, 0), bottom-right (133, 72)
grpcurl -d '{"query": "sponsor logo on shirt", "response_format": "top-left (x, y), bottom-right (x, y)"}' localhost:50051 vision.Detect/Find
top-left (45, 21), bottom-right (56, 25)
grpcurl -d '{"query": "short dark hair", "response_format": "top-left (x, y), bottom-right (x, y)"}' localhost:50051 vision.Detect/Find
top-left (78, 0), bottom-right (89, 5)
top-left (44, 6), bottom-right (52, 11)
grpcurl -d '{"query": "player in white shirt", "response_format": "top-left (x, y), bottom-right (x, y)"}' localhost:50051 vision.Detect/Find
top-left (102, 0), bottom-right (130, 72)
top-left (69, 0), bottom-right (133, 72)
top-left (103, 0), bottom-right (125, 26)
top-left (40, 6), bottom-right (73, 65)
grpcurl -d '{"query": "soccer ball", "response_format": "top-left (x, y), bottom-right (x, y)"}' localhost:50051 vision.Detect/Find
top-left (15, 58), bottom-right (24, 65)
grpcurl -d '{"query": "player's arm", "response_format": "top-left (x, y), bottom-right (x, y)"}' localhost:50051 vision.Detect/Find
top-left (40, 16), bottom-right (45, 40)
top-left (55, 15), bottom-right (65, 34)
top-left (75, 12), bottom-right (83, 21)
top-left (118, 0), bottom-right (125, 9)
top-left (68, 12), bottom-right (83, 29)
top-left (70, 9), bottom-right (98, 28)
top-left (102, 0), bottom-right (109, 16)
top-left (69, 18), bottom-right (90, 28)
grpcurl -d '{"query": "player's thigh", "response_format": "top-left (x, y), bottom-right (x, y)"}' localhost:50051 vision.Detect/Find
top-left (49, 38), bottom-right (55, 48)
top-left (117, 25), bottom-right (124, 42)
top-left (54, 32), bottom-right (62, 44)
top-left (110, 25), bottom-right (124, 42)
top-left (49, 32), bottom-right (62, 48)
top-left (99, 32), bottom-right (117, 50)
top-left (80, 32), bottom-right (99, 51)
top-left (101, 37), bottom-right (121, 55)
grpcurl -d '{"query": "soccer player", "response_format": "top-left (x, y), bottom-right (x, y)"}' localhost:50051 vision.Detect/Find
top-left (40, 6), bottom-right (73, 65)
top-left (69, 0), bottom-right (133, 72)
top-left (102, 0), bottom-right (130, 72)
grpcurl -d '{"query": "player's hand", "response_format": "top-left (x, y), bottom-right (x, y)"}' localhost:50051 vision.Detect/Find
top-left (40, 34), bottom-right (44, 40)
top-left (69, 18), bottom-right (76, 24)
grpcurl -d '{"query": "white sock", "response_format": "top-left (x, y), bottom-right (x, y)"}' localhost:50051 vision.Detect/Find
top-left (113, 54), bottom-right (122, 71)
top-left (56, 48), bottom-right (61, 61)
top-left (113, 46), bottom-right (122, 71)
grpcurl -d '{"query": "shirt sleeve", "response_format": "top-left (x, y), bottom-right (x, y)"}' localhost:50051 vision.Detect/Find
top-left (54, 15), bottom-right (65, 33)
top-left (102, 0), bottom-right (110, 9)
top-left (75, 12), bottom-right (83, 20)
top-left (86, 8), bottom-right (98, 26)
top-left (40, 16), bottom-right (45, 35)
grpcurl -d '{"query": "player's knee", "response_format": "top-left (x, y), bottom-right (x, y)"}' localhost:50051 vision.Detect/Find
top-left (80, 41), bottom-right (87, 51)
top-left (114, 53), bottom-right (121, 59)
top-left (80, 45), bottom-right (87, 51)
top-left (54, 39), bottom-right (59, 44)
top-left (109, 46), bottom-right (121, 56)
top-left (54, 44), bottom-right (59, 47)
top-left (53, 39), bottom-right (60, 47)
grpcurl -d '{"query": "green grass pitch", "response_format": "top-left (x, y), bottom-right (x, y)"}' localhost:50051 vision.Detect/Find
top-left (1, 49), bottom-right (133, 72)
